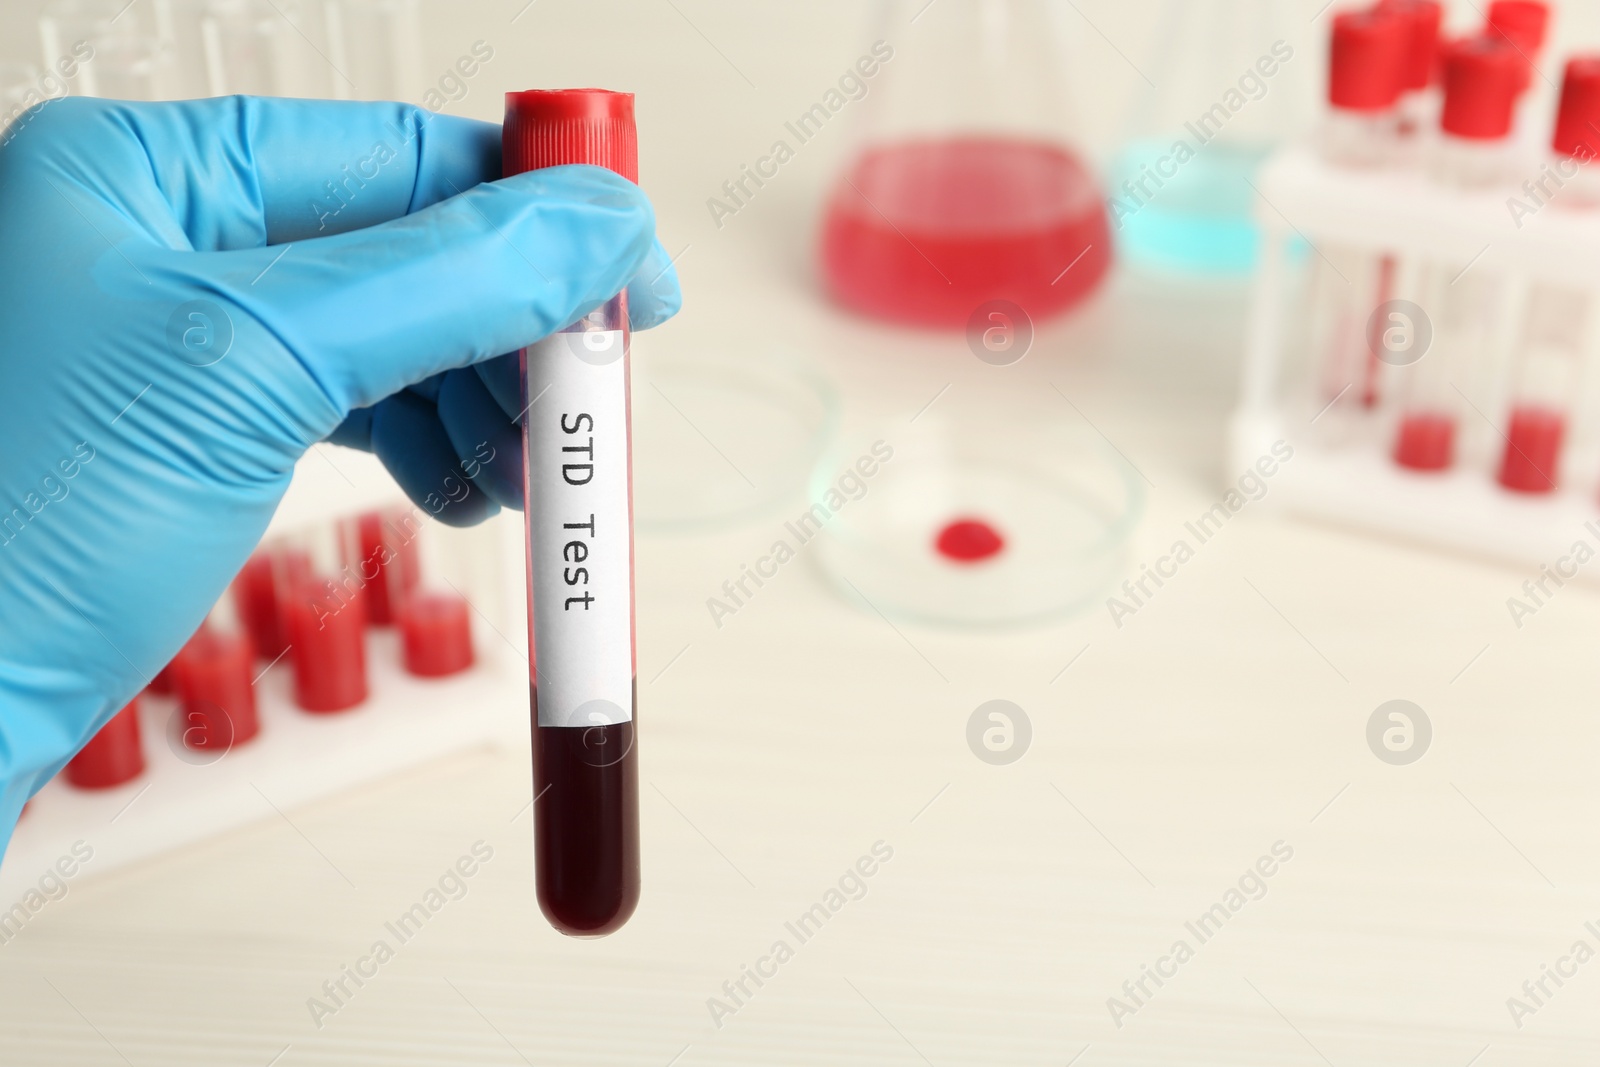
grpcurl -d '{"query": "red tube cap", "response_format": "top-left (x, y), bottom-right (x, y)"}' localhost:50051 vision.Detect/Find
top-left (398, 593), bottom-right (475, 678)
top-left (1440, 36), bottom-right (1522, 140)
top-left (1329, 9), bottom-right (1409, 112)
top-left (503, 89), bottom-right (637, 182)
top-left (65, 699), bottom-right (145, 790)
top-left (1377, 0), bottom-right (1444, 91)
top-left (1487, 0), bottom-right (1550, 54)
top-left (1553, 57), bottom-right (1600, 158)
top-left (1488, 0), bottom-right (1549, 94)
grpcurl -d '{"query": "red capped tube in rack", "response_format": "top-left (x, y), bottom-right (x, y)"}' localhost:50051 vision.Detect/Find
top-left (279, 524), bottom-right (370, 714)
top-left (1439, 37), bottom-right (1521, 141)
top-left (1431, 35), bottom-right (1522, 188)
top-left (65, 698), bottom-right (145, 790)
top-left (1322, 9), bottom-right (1410, 167)
top-left (1553, 57), bottom-right (1600, 160)
top-left (1545, 58), bottom-right (1600, 209)
top-left (1377, 0), bottom-right (1443, 92)
top-left (173, 623), bottom-right (261, 752)
top-left (1486, 0), bottom-right (1549, 92)
top-left (398, 593), bottom-right (475, 677)
top-left (1329, 10), bottom-right (1408, 111)
top-left (1497, 286), bottom-right (1589, 494)
top-left (505, 89), bottom-right (640, 938)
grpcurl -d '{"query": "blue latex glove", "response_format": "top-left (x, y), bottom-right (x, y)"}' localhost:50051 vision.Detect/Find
top-left (0, 97), bottom-right (680, 856)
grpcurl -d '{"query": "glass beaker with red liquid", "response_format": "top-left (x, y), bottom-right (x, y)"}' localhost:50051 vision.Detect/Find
top-left (819, 0), bottom-right (1111, 328)
top-left (277, 520), bottom-right (370, 712)
top-left (1497, 286), bottom-right (1590, 494)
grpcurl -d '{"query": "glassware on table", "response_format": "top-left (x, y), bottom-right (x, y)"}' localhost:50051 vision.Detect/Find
top-left (819, 0), bottom-right (1112, 329)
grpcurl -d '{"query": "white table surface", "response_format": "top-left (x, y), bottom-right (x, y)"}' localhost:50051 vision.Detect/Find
top-left (5, 2), bottom-right (1600, 1064)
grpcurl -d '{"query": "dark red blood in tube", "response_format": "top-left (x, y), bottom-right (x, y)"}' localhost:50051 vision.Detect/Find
top-left (286, 579), bottom-right (368, 712)
top-left (173, 626), bottom-right (260, 750)
top-left (506, 88), bottom-right (641, 937)
top-left (531, 682), bottom-right (639, 934)
top-left (66, 698), bottom-right (145, 789)
top-left (398, 593), bottom-right (475, 677)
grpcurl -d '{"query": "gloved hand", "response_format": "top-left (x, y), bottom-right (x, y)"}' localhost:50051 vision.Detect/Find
top-left (0, 96), bottom-right (681, 856)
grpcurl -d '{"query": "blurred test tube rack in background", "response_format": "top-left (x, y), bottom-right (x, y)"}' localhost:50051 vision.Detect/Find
top-left (0, 450), bottom-right (528, 902)
top-left (1230, 4), bottom-right (1600, 575)
top-left (1232, 140), bottom-right (1600, 573)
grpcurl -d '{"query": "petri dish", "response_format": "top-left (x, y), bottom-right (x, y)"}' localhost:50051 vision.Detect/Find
top-left (813, 407), bottom-right (1143, 627)
top-left (632, 355), bottom-right (839, 534)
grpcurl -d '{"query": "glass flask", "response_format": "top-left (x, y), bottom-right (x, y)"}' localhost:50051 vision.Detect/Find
top-left (819, 0), bottom-right (1112, 329)
top-left (1109, 0), bottom-right (1311, 277)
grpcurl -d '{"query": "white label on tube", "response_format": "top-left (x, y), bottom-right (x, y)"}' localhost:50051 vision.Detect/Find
top-left (527, 328), bottom-right (633, 728)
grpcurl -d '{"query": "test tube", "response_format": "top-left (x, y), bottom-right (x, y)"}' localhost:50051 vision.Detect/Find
top-left (1310, 11), bottom-right (1407, 422)
top-left (355, 507), bottom-right (420, 626)
top-left (1391, 266), bottom-right (1499, 471)
top-left (1321, 9), bottom-right (1408, 168)
top-left (1497, 286), bottom-right (1590, 493)
top-left (65, 698), bottom-right (145, 789)
top-left (388, 520), bottom-right (475, 679)
top-left (1548, 58), bottom-right (1600, 209)
top-left (506, 89), bottom-right (640, 937)
top-left (1430, 36), bottom-right (1522, 189)
top-left (233, 549), bottom-right (289, 661)
top-left (171, 592), bottom-right (261, 752)
top-left (1376, 0), bottom-right (1443, 143)
top-left (1486, 0), bottom-right (1549, 100)
top-left (279, 521), bottom-right (369, 712)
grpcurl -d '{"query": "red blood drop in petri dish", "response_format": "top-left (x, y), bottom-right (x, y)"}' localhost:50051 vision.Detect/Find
top-left (65, 698), bottom-right (145, 790)
top-left (173, 626), bottom-right (260, 750)
top-left (820, 137), bottom-right (1112, 328)
top-left (398, 593), bottom-right (475, 678)
top-left (1498, 405), bottom-right (1564, 493)
top-left (936, 518), bottom-right (1006, 562)
top-left (285, 579), bottom-right (369, 712)
top-left (1394, 412), bottom-right (1456, 471)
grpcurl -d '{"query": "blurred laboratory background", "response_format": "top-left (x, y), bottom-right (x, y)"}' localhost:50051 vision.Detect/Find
top-left (5, 1), bottom-right (1600, 1064)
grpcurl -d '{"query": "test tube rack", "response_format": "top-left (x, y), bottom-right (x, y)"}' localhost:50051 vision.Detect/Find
top-left (0, 448), bottom-right (529, 902)
top-left (1230, 143), bottom-right (1600, 575)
